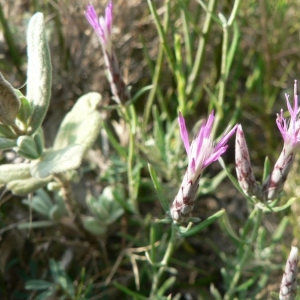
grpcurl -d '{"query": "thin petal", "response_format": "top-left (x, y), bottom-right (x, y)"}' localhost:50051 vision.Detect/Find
top-left (178, 112), bottom-right (190, 154)
top-left (105, 1), bottom-right (113, 34)
top-left (85, 5), bottom-right (99, 29)
top-left (203, 146), bottom-right (227, 168)
top-left (215, 124), bottom-right (238, 150)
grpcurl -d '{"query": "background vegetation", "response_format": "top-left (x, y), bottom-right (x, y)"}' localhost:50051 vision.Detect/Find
top-left (0, 0), bottom-right (300, 299)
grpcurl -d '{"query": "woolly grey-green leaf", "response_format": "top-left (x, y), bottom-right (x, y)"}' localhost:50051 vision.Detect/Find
top-left (0, 137), bottom-right (16, 149)
top-left (0, 73), bottom-right (20, 126)
top-left (53, 92), bottom-right (102, 153)
top-left (7, 176), bottom-right (52, 195)
top-left (87, 186), bottom-right (125, 225)
top-left (30, 144), bottom-right (84, 178)
top-left (0, 163), bottom-right (31, 184)
top-left (0, 124), bottom-right (17, 138)
top-left (82, 216), bottom-right (107, 236)
top-left (17, 135), bottom-right (41, 159)
top-left (49, 205), bottom-right (63, 221)
top-left (22, 194), bottom-right (53, 217)
top-left (26, 12), bottom-right (52, 135)
top-left (16, 92), bottom-right (32, 127)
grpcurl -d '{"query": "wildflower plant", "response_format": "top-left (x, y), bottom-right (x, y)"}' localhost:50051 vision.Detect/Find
top-left (0, 1), bottom-right (299, 300)
top-left (85, 1), bottom-right (130, 104)
top-left (170, 111), bottom-right (237, 223)
top-left (235, 81), bottom-right (300, 205)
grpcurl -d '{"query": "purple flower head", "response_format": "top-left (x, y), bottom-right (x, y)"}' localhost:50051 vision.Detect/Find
top-left (178, 111), bottom-right (237, 182)
top-left (171, 112), bottom-right (237, 222)
top-left (277, 80), bottom-right (300, 152)
top-left (85, 1), bottom-right (113, 56)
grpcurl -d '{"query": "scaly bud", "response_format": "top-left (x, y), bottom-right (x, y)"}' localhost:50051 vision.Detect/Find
top-left (279, 246), bottom-right (298, 300)
top-left (235, 124), bottom-right (259, 197)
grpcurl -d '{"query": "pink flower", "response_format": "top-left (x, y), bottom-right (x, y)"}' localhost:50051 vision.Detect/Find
top-left (85, 1), bottom-right (130, 104)
top-left (171, 112), bottom-right (237, 222)
top-left (178, 111), bottom-right (237, 183)
top-left (85, 2), bottom-right (113, 56)
top-left (263, 80), bottom-right (300, 200)
top-left (277, 80), bottom-right (300, 153)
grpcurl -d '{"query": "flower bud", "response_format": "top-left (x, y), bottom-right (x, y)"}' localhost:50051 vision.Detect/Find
top-left (279, 246), bottom-right (298, 300)
top-left (235, 124), bottom-right (258, 197)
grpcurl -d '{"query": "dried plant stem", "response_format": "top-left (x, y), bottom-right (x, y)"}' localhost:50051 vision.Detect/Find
top-left (55, 173), bottom-right (100, 249)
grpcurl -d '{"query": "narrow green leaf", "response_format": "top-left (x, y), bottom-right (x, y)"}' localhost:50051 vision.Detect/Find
top-left (147, 0), bottom-right (175, 73)
top-left (262, 156), bottom-right (271, 182)
top-left (35, 290), bottom-right (55, 300)
top-left (102, 121), bottom-right (126, 158)
top-left (210, 283), bottom-right (222, 300)
top-left (148, 163), bottom-right (169, 213)
top-left (219, 211), bottom-right (243, 244)
top-left (113, 281), bottom-right (148, 300)
top-left (157, 276), bottom-right (176, 296)
top-left (271, 216), bottom-right (289, 244)
top-left (181, 209), bottom-right (225, 237)
top-left (258, 197), bottom-right (297, 212)
top-left (25, 280), bottom-right (53, 290)
top-left (127, 84), bottom-right (153, 106)
top-left (218, 157), bottom-right (255, 204)
top-left (18, 220), bottom-right (56, 229)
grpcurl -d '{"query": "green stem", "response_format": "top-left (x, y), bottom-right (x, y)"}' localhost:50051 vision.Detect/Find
top-left (147, 0), bottom-right (175, 74)
top-left (186, 0), bottom-right (216, 97)
top-left (224, 207), bottom-right (263, 300)
top-left (149, 223), bottom-right (177, 299)
top-left (120, 104), bottom-right (141, 217)
top-left (211, 21), bottom-right (228, 138)
top-left (143, 0), bottom-right (171, 129)
top-left (212, 0), bottom-right (241, 137)
top-left (227, 0), bottom-right (241, 26)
